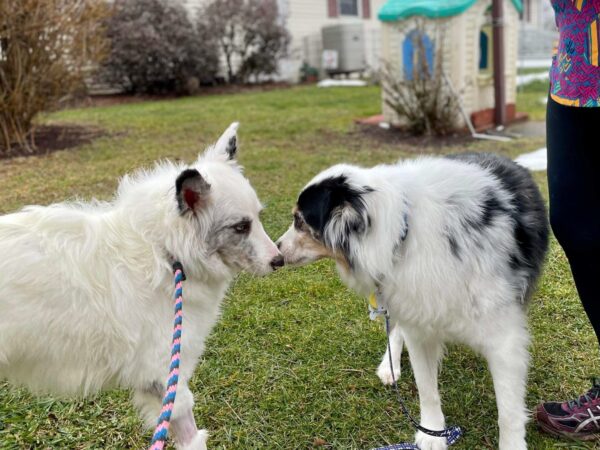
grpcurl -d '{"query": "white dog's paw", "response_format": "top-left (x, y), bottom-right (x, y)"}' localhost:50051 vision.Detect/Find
top-left (176, 429), bottom-right (209, 450)
top-left (415, 431), bottom-right (447, 450)
top-left (376, 359), bottom-right (401, 385)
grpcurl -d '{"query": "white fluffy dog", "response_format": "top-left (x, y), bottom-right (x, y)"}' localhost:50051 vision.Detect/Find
top-left (277, 153), bottom-right (549, 450)
top-left (0, 123), bottom-right (282, 449)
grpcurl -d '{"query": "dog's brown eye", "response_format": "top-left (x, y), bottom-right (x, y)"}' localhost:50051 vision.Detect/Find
top-left (233, 220), bottom-right (251, 234)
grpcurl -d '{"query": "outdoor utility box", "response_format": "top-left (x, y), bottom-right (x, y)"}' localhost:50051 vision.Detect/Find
top-left (321, 24), bottom-right (366, 74)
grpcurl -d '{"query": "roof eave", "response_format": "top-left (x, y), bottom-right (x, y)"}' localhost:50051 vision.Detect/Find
top-left (378, 0), bottom-right (523, 22)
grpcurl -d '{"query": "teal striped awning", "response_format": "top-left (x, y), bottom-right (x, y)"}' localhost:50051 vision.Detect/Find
top-left (378, 0), bottom-right (523, 21)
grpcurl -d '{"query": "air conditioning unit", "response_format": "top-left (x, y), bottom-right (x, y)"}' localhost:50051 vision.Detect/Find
top-left (321, 23), bottom-right (366, 74)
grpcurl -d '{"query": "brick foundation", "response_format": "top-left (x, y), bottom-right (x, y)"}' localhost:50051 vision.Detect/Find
top-left (470, 104), bottom-right (527, 130)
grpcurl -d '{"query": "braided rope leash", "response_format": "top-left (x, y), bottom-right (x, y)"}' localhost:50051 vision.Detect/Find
top-left (149, 262), bottom-right (186, 450)
top-left (369, 294), bottom-right (463, 450)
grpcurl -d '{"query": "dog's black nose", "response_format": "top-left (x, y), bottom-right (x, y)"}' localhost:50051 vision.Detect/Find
top-left (270, 255), bottom-right (284, 270)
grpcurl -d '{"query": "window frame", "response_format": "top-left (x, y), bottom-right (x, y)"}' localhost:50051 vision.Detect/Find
top-left (338, 0), bottom-right (361, 17)
top-left (477, 6), bottom-right (494, 83)
top-left (478, 20), bottom-right (494, 81)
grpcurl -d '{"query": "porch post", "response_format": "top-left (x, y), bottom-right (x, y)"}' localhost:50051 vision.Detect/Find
top-left (492, 0), bottom-right (506, 126)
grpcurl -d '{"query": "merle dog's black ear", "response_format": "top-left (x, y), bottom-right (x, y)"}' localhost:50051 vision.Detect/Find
top-left (298, 176), bottom-right (372, 241)
top-left (176, 169), bottom-right (211, 213)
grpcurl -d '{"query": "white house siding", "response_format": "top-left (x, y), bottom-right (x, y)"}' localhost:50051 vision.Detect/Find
top-left (451, 14), bottom-right (472, 112)
top-left (280, 0), bottom-right (387, 81)
top-left (177, 0), bottom-right (385, 82)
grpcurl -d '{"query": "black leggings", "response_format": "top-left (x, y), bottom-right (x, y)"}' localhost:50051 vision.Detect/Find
top-left (547, 97), bottom-right (600, 347)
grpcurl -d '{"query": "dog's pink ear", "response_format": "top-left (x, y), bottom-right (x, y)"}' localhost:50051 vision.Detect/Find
top-left (176, 169), bottom-right (211, 213)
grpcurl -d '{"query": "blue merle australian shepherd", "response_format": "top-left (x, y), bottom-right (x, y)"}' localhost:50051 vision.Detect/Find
top-left (277, 153), bottom-right (548, 450)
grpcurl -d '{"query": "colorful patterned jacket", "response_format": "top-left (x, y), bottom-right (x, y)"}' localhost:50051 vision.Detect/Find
top-left (550, 0), bottom-right (600, 107)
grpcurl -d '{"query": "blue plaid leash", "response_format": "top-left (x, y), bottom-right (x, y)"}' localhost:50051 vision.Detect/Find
top-left (369, 292), bottom-right (463, 450)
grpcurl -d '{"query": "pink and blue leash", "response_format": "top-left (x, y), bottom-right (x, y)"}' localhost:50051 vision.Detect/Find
top-left (148, 262), bottom-right (185, 450)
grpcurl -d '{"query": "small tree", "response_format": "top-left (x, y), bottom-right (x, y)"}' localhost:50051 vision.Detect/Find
top-left (196, 0), bottom-right (290, 84)
top-left (0, 0), bottom-right (109, 154)
top-left (380, 22), bottom-right (459, 136)
top-left (101, 0), bottom-right (219, 94)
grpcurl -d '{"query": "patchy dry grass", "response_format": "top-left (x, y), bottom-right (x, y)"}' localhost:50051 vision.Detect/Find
top-left (0, 86), bottom-right (596, 450)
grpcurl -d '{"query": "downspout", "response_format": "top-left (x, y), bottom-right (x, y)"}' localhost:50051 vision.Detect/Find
top-left (492, 0), bottom-right (506, 126)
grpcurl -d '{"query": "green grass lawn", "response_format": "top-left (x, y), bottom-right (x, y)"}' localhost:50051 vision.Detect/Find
top-left (0, 86), bottom-right (597, 450)
top-left (517, 68), bottom-right (552, 76)
top-left (517, 78), bottom-right (550, 122)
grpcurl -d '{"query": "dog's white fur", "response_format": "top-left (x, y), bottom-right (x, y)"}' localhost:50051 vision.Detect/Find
top-left (278, 156), bottom-right (548, 450)
top-left (0, 123), bottom-right (280, 449)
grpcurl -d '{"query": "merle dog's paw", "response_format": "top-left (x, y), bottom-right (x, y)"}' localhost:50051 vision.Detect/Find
top-left (376, 358), bottom-right (401, 385)
top-left (415, 431), bottom-right (447, 450)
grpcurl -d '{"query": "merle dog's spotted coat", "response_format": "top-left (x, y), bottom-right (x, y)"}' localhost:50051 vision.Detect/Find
top-left (278, 153), bottom-right (549, 450)
top-left (446, 153), bottom-right (549, 301)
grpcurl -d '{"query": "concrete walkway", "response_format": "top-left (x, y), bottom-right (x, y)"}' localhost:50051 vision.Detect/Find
top-left (506, 121), bottom-right (547, 171)
top-left (507, 120), bottom-right (546, 138)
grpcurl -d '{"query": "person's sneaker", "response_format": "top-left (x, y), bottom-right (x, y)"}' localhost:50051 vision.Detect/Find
top-left (535, 379), bottom-right (600, 441)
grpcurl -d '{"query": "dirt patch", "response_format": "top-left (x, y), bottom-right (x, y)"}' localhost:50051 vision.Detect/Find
top-left (295, 126), bottom-right (477, 158)
top-left (1, 124), bottom-right (106, 160)
top-left (72, 82), bottom-right (294, 108)
top-left (353, 123), bottom-right (474, 151)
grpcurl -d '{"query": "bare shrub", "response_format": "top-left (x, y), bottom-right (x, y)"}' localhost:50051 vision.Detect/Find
top-left (380, 23), bottom-right (460, 136)
top-left (101, 0), bottom-right (219, 94)
top-left (0, 0), bottom-right (109, 154)
top-left (196, 0), bottom-right (290, 84)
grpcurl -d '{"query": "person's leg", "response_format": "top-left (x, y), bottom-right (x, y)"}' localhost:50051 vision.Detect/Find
top-left (546, 98), bottom-right (600, 345)
top-left (535, 98), bottom-right (600, 440)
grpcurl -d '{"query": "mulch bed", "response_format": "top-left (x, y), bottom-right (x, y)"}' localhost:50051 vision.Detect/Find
top-left (353, 123), bottom-right (473, 150)
top-left (1, 125), bottom-right (106, 160)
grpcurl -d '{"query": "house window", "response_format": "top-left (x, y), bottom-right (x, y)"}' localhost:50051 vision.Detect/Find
top-left (479, 26), bottom-right (493, 74)
top-left (403, 30), bottom-right (434, 80)
top-left (339, 0), bottom-right (359, 16)
top-left (328, 0), bottom-right (370, 19)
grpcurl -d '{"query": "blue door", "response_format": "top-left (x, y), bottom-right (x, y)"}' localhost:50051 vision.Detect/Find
top-left (403, 30), bottom-right (435, 80)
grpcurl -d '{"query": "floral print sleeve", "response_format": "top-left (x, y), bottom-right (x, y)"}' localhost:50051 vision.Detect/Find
top-left (550, 0), bottom-right (600, 107)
